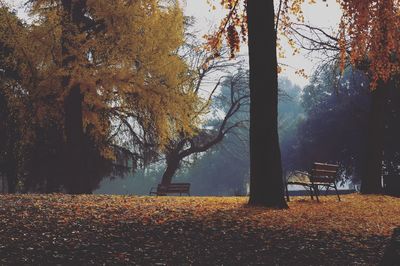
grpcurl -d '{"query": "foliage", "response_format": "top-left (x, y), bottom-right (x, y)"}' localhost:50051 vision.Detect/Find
top-left (281, 0), bottom-right (400, 87)
top-left (204, 0), bottom-right (247, 58)
top-left (157, 60), bottom-right (250, 185)
top-left (0, 194), bottom-right (398, 264)
top-left (0, 7), bottom-right (30, 192)
top-left (281, 66), bottom-right (370, 183)
top-left (174, 77), bottom-right (301, 196)
top-left (207, 0), bottom-right (400, 88)
top-left (194, 70), bottom-right (250, 195)
top-left (280, 65), bottom-right (400, 192)
top-left (0, 1), bottom-right (199, 192)
top-left (339, 0), bottom-right (400, 86)
top-left (24, 0), bottom-right (198, 149)
top-left (96, 77), bottom-right (304, 196)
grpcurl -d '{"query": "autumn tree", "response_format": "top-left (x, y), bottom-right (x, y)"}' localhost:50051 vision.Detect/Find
top-left (0, 76), bottom-right (20, 193)
top-left (338, 0), bottom-right (400, 194)
top-left (283, 66), bottom-right (370, 185)
top-left (383, 83), bottom-right (400, 196)
top-left (0, 0), bottom-right (198, 193)
top-left (206, 0), bottom-right (400, 200)
top-left (287, 1), bottom-right (400, 194)
top-left (0, 7), bottom-right (30, 193)
top-left (302, 1), bottom-right (400, 194)
top-left (206, 0), bottom-right (288, 207)
top-left (245, 0), bottom-right (288, 207)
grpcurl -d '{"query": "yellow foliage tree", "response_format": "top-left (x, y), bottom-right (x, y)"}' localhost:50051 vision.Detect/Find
top-left (0, 0), bottom-right (199, 192)
top-left (26, 0), bottom-right (198, 147)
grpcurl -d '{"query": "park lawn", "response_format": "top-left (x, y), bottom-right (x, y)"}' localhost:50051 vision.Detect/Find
top-left (0, 194), bottom-right (398, 265)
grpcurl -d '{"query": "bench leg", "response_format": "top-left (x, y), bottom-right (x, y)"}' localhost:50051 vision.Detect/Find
top-left (311, 187), bottom-right (315, 200)
top-left (334, 183), bottom-right (341, 201)
top-left (313, 185), bottom-right (320, 202)
top-left (307, 186), bottom-right (314, 200)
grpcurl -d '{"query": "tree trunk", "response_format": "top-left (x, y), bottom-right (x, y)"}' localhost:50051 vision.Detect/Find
top-left (161, 153), bottom-right (180, 186)
top-left (361, 82), bottom-right (387, 194)
top-left (247, 0), bottom-right (288, 208)
top-left (61, 0), bottom-right (87, 194)
top-left (6, 167), bottom-right (16, 194)
top-left (64, 86), bottom-right (85, 194)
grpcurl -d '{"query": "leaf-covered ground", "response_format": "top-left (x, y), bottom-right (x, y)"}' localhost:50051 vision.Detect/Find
top-left (0, 194), bottom-right (398, 265)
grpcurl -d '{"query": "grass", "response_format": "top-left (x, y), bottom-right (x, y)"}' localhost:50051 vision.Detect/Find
top-left (0, 193), bottom-right (398, 265)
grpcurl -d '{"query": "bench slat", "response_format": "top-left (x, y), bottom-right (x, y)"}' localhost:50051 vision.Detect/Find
top-left (311, 169), bottom-right (337, 177)
top-left (312, 177), bottom-right (336, 183)
top-left (160, 189), bottom-right (190, 192)
top-left (163, 185), bottom-right (190, 188)
top-left (313, 163), bottom-right (339, 171)
top-left (154, 183), bottom-right (191, 195)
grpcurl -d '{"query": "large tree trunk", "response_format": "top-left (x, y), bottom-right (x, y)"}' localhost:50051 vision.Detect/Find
top-left (383, 84), bottom-right (400, 196)
top-left (361, 82), bottom-right (387, 194)
top-left (61, 0), bottom-right (87, 194)
top-left (247, 0), bottom-right (287, 208)
top-left (64, 86), bottom-right (85, 194)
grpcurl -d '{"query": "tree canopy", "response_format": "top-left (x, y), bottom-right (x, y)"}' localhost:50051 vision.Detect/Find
top-left (0, 0), bottom-right (201, 192)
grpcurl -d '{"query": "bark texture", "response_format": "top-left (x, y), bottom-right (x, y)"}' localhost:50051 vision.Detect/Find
top-left (247, 0), bottom-right (288, 208)
top-left (361, 82), bottom-right (387, 194)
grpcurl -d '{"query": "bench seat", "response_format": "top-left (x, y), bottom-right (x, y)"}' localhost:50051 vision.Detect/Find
top-left (149, 183), bottom-right (191, 196)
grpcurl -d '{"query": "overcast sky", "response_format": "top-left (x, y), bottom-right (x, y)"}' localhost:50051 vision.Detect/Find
top-left (8, 0), bottom-right (342, 87)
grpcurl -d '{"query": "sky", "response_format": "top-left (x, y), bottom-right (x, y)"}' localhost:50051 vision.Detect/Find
top-left (182, 0), bottom-right (342, 87)
top-left (8, 0), bottom-right (342, 87)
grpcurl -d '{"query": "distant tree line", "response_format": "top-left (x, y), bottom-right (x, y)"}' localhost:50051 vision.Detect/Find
top-left (280, 66), bottom-right (400, 196)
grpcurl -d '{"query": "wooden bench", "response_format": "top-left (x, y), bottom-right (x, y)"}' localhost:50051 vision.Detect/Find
top-left (149, 183), bottom-right (191, 196)
top-left (286, 162), bottom-right (341, 202)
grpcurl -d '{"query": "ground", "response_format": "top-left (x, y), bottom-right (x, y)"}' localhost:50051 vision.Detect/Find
top-left (0, 194), bottom-right (398, 265)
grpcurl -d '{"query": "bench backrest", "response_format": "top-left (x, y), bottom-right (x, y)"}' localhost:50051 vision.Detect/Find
top-left (157, 183), bottom-right (190, 193)
top-left (311, 163), bottom-right (339, 183)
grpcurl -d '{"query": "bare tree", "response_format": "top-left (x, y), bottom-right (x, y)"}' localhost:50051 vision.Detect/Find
top-left (160, 66), bottom-right (250, 186)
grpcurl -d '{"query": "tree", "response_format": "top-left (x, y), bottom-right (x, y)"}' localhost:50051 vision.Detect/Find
top-left (282, 66), bottom-right (370, 185)
top-left (0, 7), bottom-right (28, 193)
top-left (59, 0), bottom-right (88, 193)
top-left (383, 81), bottom-right (400, 196)
top-left (246, 0), bottom-right (287, 207)
top-left (188, 86), bottom-right (250, 195)
top-left (337, 1), bottom-right (400, 194)
top-left (0, 87), bottom-right (19, 192)
top-left (207, 0), bottom-right (289, 207)
top-left (0, 0), bottom-right (198, 193)
top-left (283, 1), bottom-right (400, 194)
top-left (159, 58), bottom-right (249, 186)
top-left (207, 0), bottom-right (400, 199)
